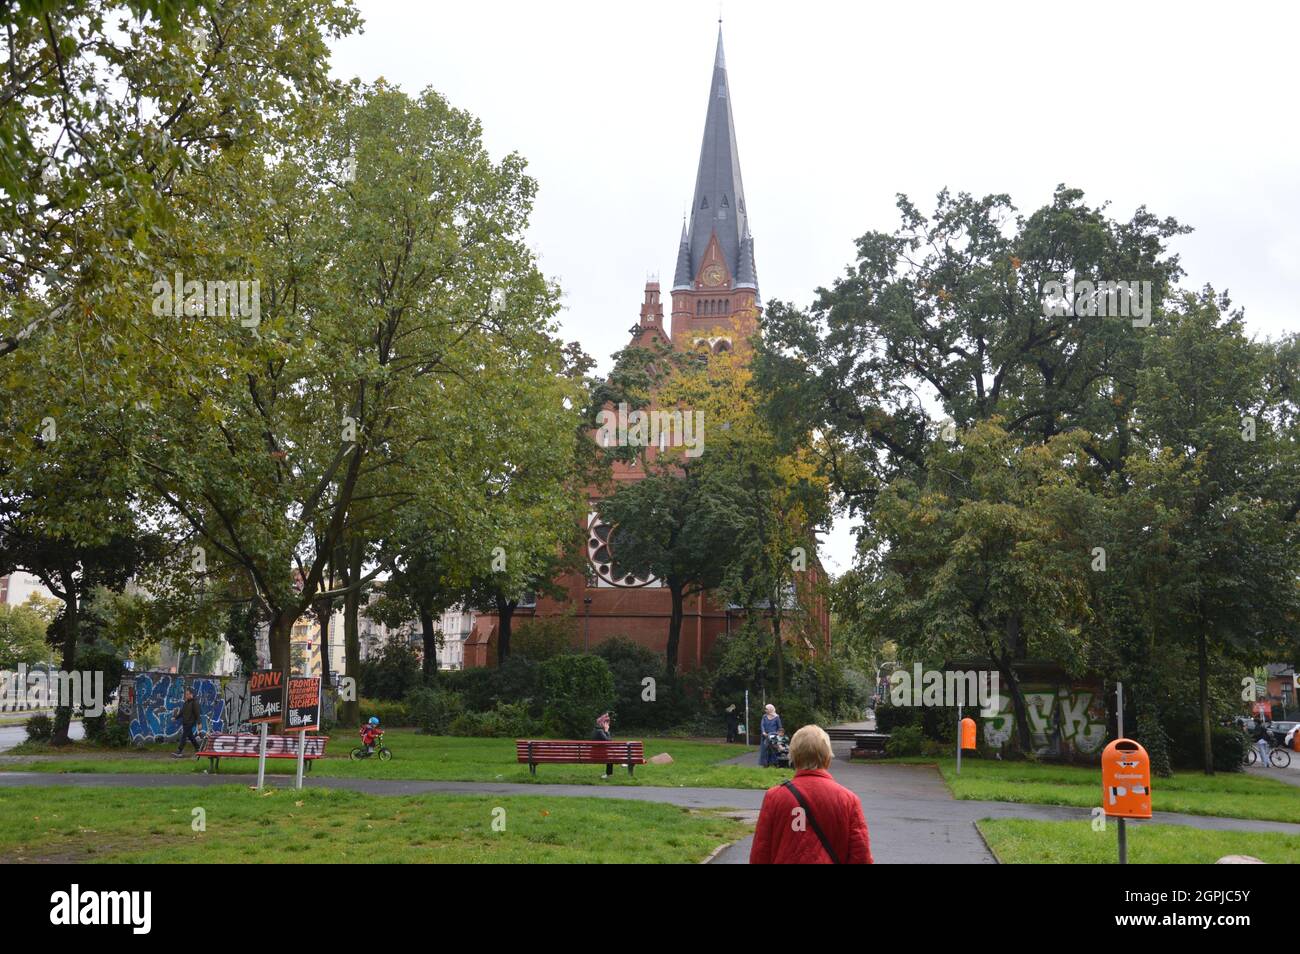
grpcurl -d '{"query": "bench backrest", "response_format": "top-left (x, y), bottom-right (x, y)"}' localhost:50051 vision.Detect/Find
top-left (516, 740), bottom-right (645, 761)
top-left (202, 733), bottom-right (328, 757)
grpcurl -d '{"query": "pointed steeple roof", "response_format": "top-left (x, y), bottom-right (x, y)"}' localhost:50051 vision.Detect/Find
top-left (675, 25), bottom-right (755, 292)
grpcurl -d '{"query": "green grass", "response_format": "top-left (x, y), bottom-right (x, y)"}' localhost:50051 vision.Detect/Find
top-left (912, 756), bottom-right (1300, 824)
top-left (978, 818), bottom-right (1300, 864)
top-left (0, 784), bottom-right (749, 863)
top-left (5, 730), bottom-right (793, 789)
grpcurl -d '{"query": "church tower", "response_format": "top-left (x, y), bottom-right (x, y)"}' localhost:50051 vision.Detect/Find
top-left (669, 27), bottom-right (760, 356)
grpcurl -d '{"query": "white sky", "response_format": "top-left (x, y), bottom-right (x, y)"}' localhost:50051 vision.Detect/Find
top-left (330, 0), bottom-right (1300, 575)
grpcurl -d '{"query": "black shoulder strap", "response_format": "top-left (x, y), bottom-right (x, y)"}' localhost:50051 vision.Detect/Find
top-left (782, 779), bottom-right (841, 864)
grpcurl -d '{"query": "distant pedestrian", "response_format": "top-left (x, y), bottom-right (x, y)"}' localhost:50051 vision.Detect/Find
top-left (172, 688), bottom-right (201, 758)
top-left (592, 712), bottom-right (615, 778)
top-left (725, 704), bottom-right (740, 743)
top-left (758, 704), bottom-right (784, 767)
top-left (750, 725), bottom-right (872, 864)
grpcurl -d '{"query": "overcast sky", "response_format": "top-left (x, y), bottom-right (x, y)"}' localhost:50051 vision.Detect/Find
top-left (330, 0), bottom-right (1300, 574)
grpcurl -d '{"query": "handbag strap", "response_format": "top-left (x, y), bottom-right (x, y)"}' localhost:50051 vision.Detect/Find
top-left (782, 779), bottom-right (841, 864)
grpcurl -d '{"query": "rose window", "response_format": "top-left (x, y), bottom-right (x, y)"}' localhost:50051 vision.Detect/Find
top-left (587, 513), bottom-right (658, 587)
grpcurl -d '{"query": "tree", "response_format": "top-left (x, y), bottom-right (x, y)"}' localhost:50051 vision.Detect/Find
top-left (0, 0), bottom-right (358, 368)
top-left (0, 599), bottom-right (50, 668)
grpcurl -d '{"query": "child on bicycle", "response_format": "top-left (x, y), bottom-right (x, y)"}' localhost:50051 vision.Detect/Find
top-left (360, 716), bottom-right (382, 755)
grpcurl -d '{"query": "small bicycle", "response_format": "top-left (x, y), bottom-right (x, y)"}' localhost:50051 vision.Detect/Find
top-left (349, 731), bottom-right (392, 761)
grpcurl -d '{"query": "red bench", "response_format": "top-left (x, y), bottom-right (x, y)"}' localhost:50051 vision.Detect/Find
top-left (516, 739), bottom-right (646, 776)
top-left (196, 733), bottom-right (329, 773)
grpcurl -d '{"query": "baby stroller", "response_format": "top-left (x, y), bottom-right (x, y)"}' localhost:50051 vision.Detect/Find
top-left (763, 732), bottom-right (791, 769)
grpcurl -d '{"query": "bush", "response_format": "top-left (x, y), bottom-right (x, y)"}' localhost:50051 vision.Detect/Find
top-left (874, 704), bottom-right (918, 733)
top-left (492, 655), bottom-right (542, 710)
top-left (886, 724), bottom-right (924, 757)
top-left (769, 695), bottom-right (817, 736)
top-left (447, 712), bottom-right (493, 737)
top-left (24, 713), bottom-right (53, 743)
top-left (446, 703), bottom-right (537, 738)
top-left (405, 687), bottom-right (464, 735)
top-left (511, 617), bottom-right (575, 662)
top-left (594, 636), bottom-right (688, 730)
top-left (1210, 726), bottom-right (1248, 773)
top-left (99, 720), bottom-right (134, 748)
top-left (358, 697), bottom-right (412, 727)
top-left (359, 641), bottom-right (423, 701)
top-left (82, 712), bottom-right (107, 741)
top-left (439, 667), bottom-right (497, 712)
top-left (540, 654), bottom-right (615, 738)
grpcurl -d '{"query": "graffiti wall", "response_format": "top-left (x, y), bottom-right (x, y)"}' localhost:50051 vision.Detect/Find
top-left (127, 673), bottom-right (227, 743)
top-left (982, 684), bottom-right (1107, 757)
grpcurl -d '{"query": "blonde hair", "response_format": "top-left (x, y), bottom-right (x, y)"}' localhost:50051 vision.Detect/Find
top-left (788, 725), bottom-right (832, 771)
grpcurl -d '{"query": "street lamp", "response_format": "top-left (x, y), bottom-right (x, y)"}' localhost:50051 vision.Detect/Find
top-left (583, 597), bottom-right (593, 652)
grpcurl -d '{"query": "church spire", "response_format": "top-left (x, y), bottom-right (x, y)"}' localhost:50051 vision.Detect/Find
top-left (674, 24), bottom-right (755, 293)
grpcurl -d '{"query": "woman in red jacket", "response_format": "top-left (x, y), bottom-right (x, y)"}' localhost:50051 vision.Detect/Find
top-left (749, 724), bottom-right (873, 864)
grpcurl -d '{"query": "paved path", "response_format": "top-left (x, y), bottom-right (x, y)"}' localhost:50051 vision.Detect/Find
top-left (0, 721), bottom-right (82, 753)
top-left (5, 749), bottom-right (1299, 865)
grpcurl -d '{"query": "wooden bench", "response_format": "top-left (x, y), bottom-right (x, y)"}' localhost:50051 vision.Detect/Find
top-left (516, 739), bottom-right (646, 776)
top-left (196, 732), bottom-right (329, 773)
top-left (849, 733), bottom-right (890, 759)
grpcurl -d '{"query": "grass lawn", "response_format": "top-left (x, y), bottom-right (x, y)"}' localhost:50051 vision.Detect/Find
top-left (978, 818), bottom-right (1300, 864)
top-left (5, 730), bottom-right (792, 789)
top-left (0, 784), bottom-right (749, 863)
top-left (878, 756), bottom-right (1300, 825)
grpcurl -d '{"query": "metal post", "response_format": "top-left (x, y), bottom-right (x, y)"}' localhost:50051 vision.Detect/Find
top-left (1116, 681), bottom-right (1126, 864)
top-left (956, 706), bottom-right (962, 776)
top-left (256, 721), bottom-right (268, 790)
top-left (295, 728), bottom-right (306, 790)
top-left (744, 689), bottom-right (750, 746)
top-left (583, 598), bottom-right (592, 652)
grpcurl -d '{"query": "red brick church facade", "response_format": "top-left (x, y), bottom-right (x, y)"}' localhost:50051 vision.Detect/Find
top-left (466, 28), bottom-right (830, 669)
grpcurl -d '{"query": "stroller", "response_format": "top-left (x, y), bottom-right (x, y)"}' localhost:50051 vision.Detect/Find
top-left (762, 732), bottom-right (791, 769)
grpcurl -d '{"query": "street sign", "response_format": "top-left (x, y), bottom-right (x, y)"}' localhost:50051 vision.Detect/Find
top-left (248, 670), bottom-right (284, 724)
top-left (286, 676), bottom-right (321, 732)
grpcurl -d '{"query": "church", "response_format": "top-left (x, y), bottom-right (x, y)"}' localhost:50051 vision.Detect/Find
top-left (466, 27), bottom-right (830, 669)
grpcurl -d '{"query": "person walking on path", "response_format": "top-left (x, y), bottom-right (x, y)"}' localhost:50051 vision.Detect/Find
top-left (725, 704), bottom-right (740, 744)
top-left (592, 711), bottom-right (615, 779)
top-left (758, 704), bottom-right (783, 767)
top-left (750, 725), bottom-right (873, 864)
top-left (172, 688), bottom-right (202, 758)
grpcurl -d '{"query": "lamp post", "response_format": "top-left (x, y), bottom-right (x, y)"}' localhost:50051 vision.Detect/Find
top-left (583, 597), bottom-right (592, 652)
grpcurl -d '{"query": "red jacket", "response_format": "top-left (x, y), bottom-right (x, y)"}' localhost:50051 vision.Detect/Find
top-left (749, 768), bottom-right (873, 864)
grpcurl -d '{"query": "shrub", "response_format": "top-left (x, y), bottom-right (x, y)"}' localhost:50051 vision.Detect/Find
top-left (540, 654), bottom-right (615, 738)
top-left (594, 636), bottom-right (684, 730)
top-left (491, 701), bottom-right (537, 737)
top-left (769, 695), bottom-right (816, 736)
top-left (492, 655), bottom-right (542, 710)
top-left (448, 712), bottom-right (493, 737)
top-left (440, 667), bottom-right (497, 712)
top-left (886, 724), bottom-right (924, 757)
top-left (82, 712), bottom-right (107, 741)
top-left (405, 687), bottom-right (464, 735)
top-left (357, 697), bottom-right (412, 727)
top-left (24, 713), bottom-right (53, 743)
top-left (359, 641), bottom-right (423, 701)
top-left (874, 704), bottom-right (919, 733)
top-left (100, 720), bottom-right (134, 748)
top-left (511, 617), bottom-right (575, 662)
top-left (1210, 726), bottom-right (1247, 773)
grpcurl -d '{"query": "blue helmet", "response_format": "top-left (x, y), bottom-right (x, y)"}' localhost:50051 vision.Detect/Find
top-left (368, 716), bottom-right (380, 725)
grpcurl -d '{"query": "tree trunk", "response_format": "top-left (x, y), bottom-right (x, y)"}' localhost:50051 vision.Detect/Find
top-left (341, 537), bottom-right (363, 727)
top-left (772, 612), bottom-right (785, 697)
top-left (268, 609), bottom-right (295, 733)
top-left (313, 594), bottom-right (333, 690)
top-left (419, 605), bottom-right (438, 684)
top-left (496, 596), bottom-right (515, 667)
top-left (52, 594), bottom-right (79, 746)
top-left (1198, 627), bottom-right (1213, 775)
top-left (666, 585), bottom-right (684, 674)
